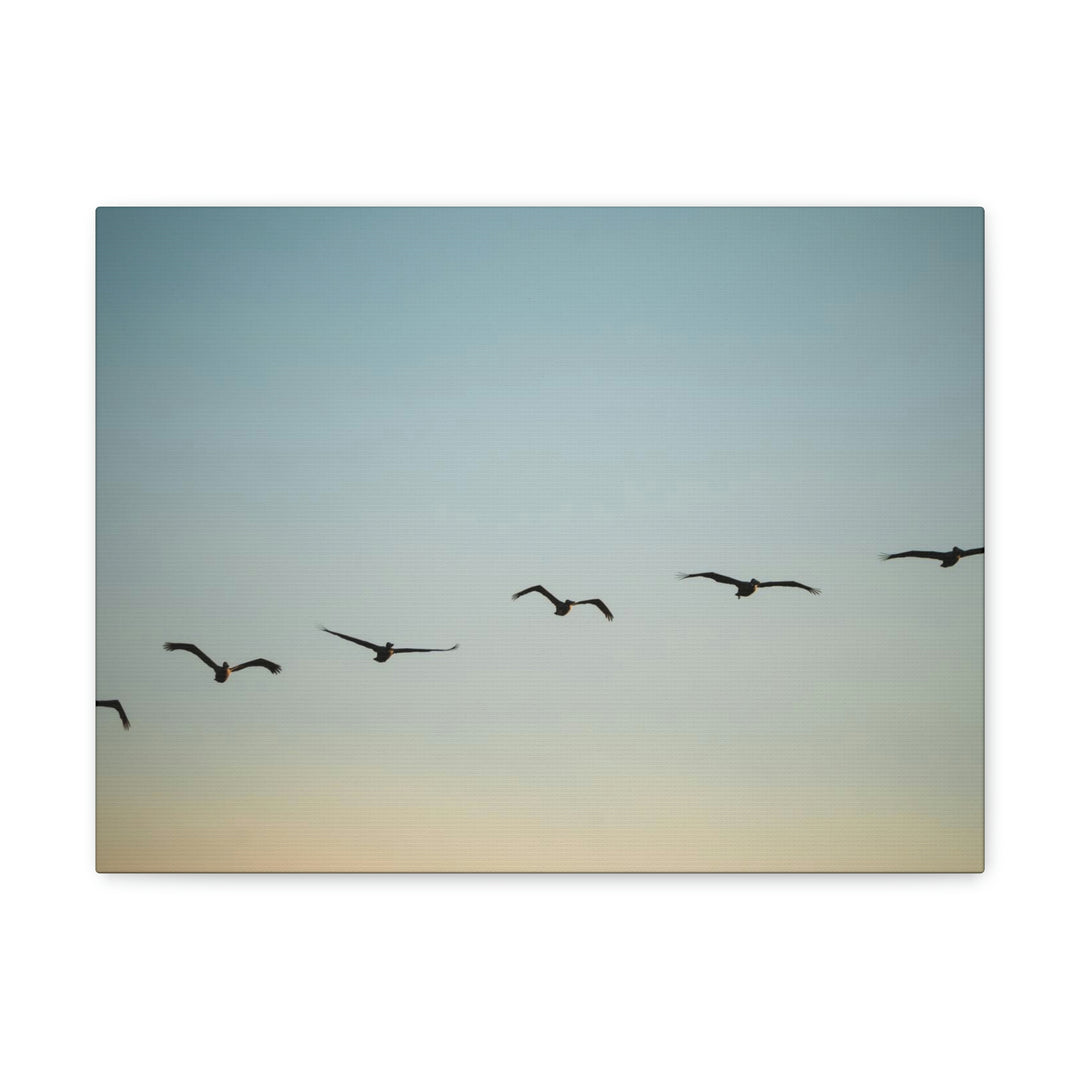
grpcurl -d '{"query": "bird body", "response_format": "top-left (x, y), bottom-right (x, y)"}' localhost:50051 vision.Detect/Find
top-left (880, 546), bottom-right (983, 568)
top-left (372, 642), bottom-right (396, 664)
top-left (96, 699), bottom-right (131, 730)
top-left (163, 642), bottom-right (282, 681)
top-left (678, 572), bottom-right (820, 598)
top-left (321, 627), bottom-right (459, 662)
top-left (511, 585), bottom-right (614, 621)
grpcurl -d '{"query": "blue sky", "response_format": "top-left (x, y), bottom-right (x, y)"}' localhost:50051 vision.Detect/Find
top-left (96, 207), bottom-right (982, 870)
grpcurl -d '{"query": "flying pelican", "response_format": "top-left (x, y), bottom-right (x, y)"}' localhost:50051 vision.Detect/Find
top-left (511, 585), bottom-right (614, 621)
top-left (678, 572), bottom-right (821, 598)
top-left (880, 546), bottom-right (984, 568)
top-left (163, 642), bottom-right (282, 682)
top-left (96, 699), bottom-right (131, 730)
top-left (321, 627), bottom-right (459, 663)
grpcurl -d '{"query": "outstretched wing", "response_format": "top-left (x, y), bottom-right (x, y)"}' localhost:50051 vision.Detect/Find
top-left (96, 699), bottom-right (130, 730)
top-left (577, 599), bottom-right (614, 621)
top-left (512, 585), bottom-right (561, 607)
top-left (678, 572), bottom-right (742, 587)
top-left (879, 550), bottom-right (949, 561)
top-left (393, 644), bottom-right (460, 654)
top-left (230, 658), bottom-right (283, 675)
top-left (321, 627), bottom-right (379, 651)
top-left (758, 581), bottom-right (821, 595)
top-left (163, 642), bottom-right (218, 670)
top-left (961, 547), bottom-right (984, 557)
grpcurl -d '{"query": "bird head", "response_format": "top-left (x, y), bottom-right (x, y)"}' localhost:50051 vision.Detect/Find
top-left (385, 642), bottom-right (394, 650)
top-left (952, 546), bottom-right (963, 555)
top-left (750, 578), bottom-right (760, 587)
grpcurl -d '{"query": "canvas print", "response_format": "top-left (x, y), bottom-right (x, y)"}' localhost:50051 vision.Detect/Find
top-left (96, 207), bottom-right (983, 872)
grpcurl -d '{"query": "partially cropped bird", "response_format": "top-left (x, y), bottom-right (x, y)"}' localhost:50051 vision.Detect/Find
top-left (879, 546), bottom-right (984, 568)
top-left (321, 627), bottom-right (459, 663)
top-left (163, 642), bottom-right (282, 682)
top-left (96, 699), bottom-right (131, 730)
top-left (511, 585), bottom-right (614, 621)
top-left (678, 572), bottom-right (821, 598)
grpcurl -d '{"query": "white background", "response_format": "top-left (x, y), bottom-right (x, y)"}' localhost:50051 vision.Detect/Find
top-left (2, 2), bottom-right (1075, 1076)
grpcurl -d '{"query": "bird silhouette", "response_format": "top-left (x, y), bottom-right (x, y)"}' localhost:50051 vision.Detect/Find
top-left (880, 546), bottom-right (984, 568)
top-left (678, 572), bottom-right (821, 598)
top-left (96, 699), bottom-right (131, 730)
top-left (163, 642), bottom-right (282, 682)
top-left (321, 627), bottom-right (459, 663)
top-left (511, 585), bottom-right (614, 621)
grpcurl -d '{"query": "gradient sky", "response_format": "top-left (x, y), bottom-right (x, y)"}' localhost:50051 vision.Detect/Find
top-left (96, 207), bottom-right (983, 871)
